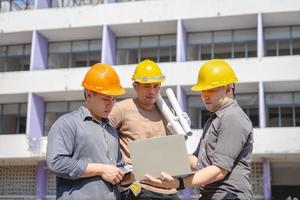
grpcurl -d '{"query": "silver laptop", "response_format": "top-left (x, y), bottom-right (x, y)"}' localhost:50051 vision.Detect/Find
top-left (128, 134), bottom-right (192, 180)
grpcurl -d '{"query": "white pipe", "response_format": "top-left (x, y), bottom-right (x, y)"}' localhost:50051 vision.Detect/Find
top-left (156, 95), bottom-right (186, 135)
top-left (166, 88), bottom-right (193, 136)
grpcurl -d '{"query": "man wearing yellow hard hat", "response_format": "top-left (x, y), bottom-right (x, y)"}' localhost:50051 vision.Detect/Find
top-left (141, 59), bottom-right (254, 200)
top-left (109, 59), bottom-right (180, 200)
top-left (47, 63), bottom-right (126, 200)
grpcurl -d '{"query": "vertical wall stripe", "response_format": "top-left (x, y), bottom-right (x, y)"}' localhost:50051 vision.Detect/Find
top-left (102, 25), bottom-right (116, 65)
top-left (259, 81), bottom-right (266, 128)
top-left (34, 0), bottom-right (51, 9)
top-left (257, 13), bottom-right (264, 59)
top-left (26, 93), bottom-right (46, 200)
top-left (263, 158), bottom-right (272, 200)
top-left (177, 20), bottom-right (187, 62)
top-left (30, 31), bottom-right (48, 70)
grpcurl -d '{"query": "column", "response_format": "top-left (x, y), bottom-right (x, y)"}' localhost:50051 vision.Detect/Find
top-left (26, 93), bottom-right (46, 200)
top-left (101, 25), bottom-right (116, 65)
top-left (257, 13), bottom-right (264, 59)
top-left (30, 31), bottom-right (48, 70)
top-left (263, 158), bottom-right (271, 200)
top-left (176, 19), bottom-right (187, 62)
top-left (28, 29), bottom-right (48, 199)
top-left (259, 81), bottom-right (266, 128)
top-left (34, 0), bottom-right (51, 9)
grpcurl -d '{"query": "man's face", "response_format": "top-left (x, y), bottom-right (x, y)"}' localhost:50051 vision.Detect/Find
top-left (85, 90), bottom-right (117, 119)
top-left (201, 86), bottom-right (227, 112)
top-left (133, 82), bottom-right (161, 107)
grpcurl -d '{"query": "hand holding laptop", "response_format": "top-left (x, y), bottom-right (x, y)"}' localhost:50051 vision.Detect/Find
top-left (140, 172), bottom-right (179, 189)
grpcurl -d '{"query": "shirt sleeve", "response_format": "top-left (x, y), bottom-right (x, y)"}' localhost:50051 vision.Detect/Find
top-left (46, 117), bottom-right (88, 180)
top-left (211, 113), bottom-right (250, 172)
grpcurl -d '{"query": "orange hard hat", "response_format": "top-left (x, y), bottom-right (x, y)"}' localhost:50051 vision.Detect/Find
top-left (81, 63), bottom-right (126, 96)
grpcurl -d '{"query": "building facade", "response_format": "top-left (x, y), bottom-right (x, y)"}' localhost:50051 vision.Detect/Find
top-left (0, 0), bottom-right (300, 199)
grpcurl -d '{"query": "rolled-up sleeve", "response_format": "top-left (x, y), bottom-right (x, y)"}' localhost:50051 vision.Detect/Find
top-left (46, 117), bottom-right (88, 180)
top-left (212, 114), bottom-right (249, 172)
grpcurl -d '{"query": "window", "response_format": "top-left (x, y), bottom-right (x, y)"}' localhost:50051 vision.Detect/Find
top-left (48, 39), bottom-right (102, 69)
top-left (0, 103), bottom-right (27, 134)
top-left (187, 95), bottom-right (210, 129)
top-left (266, 92), bottom-right (300, 127)
top-left (116, 34), bottom-right (176, 65)
top-left (265, 25), bottom-right (300, 56)
top-left (51, 0), bottom-right (103, 8)
top-left (187, 29), bottom-right (257, 61)
top-left (44, 101), bottom-right (83, 135)
top-left (235, 93), bottom-right (259, 128)
top-left (0, 44), bottom-right (31, 72)
top-left (0, 0), bottom-right (34, 12)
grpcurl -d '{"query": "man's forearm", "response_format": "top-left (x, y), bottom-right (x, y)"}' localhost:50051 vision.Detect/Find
top-left (184, 165), bottom-right (228, 187)
top-left (80, 163), bottom-right (104, 178)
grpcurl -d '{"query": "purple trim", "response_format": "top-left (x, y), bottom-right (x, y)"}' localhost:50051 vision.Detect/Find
top-left (102, 25), bottom-right (116, 65)
top-left (176, 20), bottom-right (187, 62)
top-left (263, 158), bottom-right (272, 200)
top-left (259, 81), bottom-right (266, 128)
top-left (26, 93), bottom-right (46, 199)
top-left (36, 161), bottom-right (47, 200)
top-left (30, 31), bottom-right (48, 71)
top-left (26, 93), bottom-right (45, 137)
top-left (104, 0), bottom-right (116, 3)
top-left (35, 0), bottom-right (51, 9)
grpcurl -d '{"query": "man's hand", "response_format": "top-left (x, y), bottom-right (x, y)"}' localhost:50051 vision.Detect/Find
top-left (140, 172), bottom-right (179, 189)
top-left (100, 164), bottom-right (125, 185)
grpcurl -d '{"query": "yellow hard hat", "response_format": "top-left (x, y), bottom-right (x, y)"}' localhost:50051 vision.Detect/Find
top-left (131, 59), bottom-right (166, 83)
top-left (191, 59), bottom-right (238, 91)
top-left (81, 63), bottom-right (126, 96)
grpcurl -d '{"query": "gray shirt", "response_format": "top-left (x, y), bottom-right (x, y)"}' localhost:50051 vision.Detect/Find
top-left (194, 100), bottom-right (254, 200)
top-left (46, 106), bottom-right (124, 200)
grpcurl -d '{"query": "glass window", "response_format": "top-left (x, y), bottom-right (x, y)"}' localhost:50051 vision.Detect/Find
top-left (44, 101), bottom-right (84, 135)
top-left (263, 26), bottom-right (300, 57)
top-left (187, 95), bottom-right (210, 129)
top-left (0, 44), bottom-right (31, 72)
top-left (236, 94), bottom-right (259, 127)
top-left (187, 29), bottom-right (256, 61)
top-left (267, 107), bottom-right (279, 127)
top-left (266, 92), bottom-right (299, 127)
top-left (116, 34), bottom-right (176, 65)
top-left (48, 39), bottom-right (102, 69)
top-left (51, 0), bottom-right (103, 8)
top-left (0, 0), bottom-right (34, 12)
top-left (0, 103), bottom-right (27, 134)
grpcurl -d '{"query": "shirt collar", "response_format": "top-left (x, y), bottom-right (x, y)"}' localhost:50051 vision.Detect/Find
top-left (79, 105), bottom-right (109, 125)
top-left (214, 100), bottom-right (237, 118)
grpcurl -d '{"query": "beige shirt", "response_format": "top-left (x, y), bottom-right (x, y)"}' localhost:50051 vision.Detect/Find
top-left (109, 98), bottom-right (176, 194)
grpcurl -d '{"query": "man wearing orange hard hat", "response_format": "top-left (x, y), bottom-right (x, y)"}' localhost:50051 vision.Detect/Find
top-left (142, 59), bottom-right (254, 200)
top-left (47, 63), bottom-right (126, 200)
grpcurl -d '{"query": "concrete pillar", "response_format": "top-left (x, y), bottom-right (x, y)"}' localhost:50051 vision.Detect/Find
top-left (30, 31), bottom-right (48, 70)
top-left (257, 13), bottom-right (264, 59)
top-left (29, 29), bottom-right (48, 199)
top-left (34, 0), bottom-right (51, 9)
top-left (259, 81), bottom-right (266, 128)
top-left (176, 20), bottom-right (187, 62)
top-left (263, 158), bottom-right (272, 200)
top-left (176, 85), bottom-right (190, 199)
top-left (26, 93), bottom-right (46, 200)
top-left (102, 25), bottom-right (116, 65)
top-left (104, 0), bottom-right (116, 3)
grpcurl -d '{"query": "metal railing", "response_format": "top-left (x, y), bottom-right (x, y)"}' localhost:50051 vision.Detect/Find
top-left (0, 0), bottom-right (34, 12)
top-left (51, 0), bottom-right (103, 7)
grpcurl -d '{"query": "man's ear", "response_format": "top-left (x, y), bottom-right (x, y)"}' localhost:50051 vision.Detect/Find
top-left (132, 82), bottom-right (138, 90)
